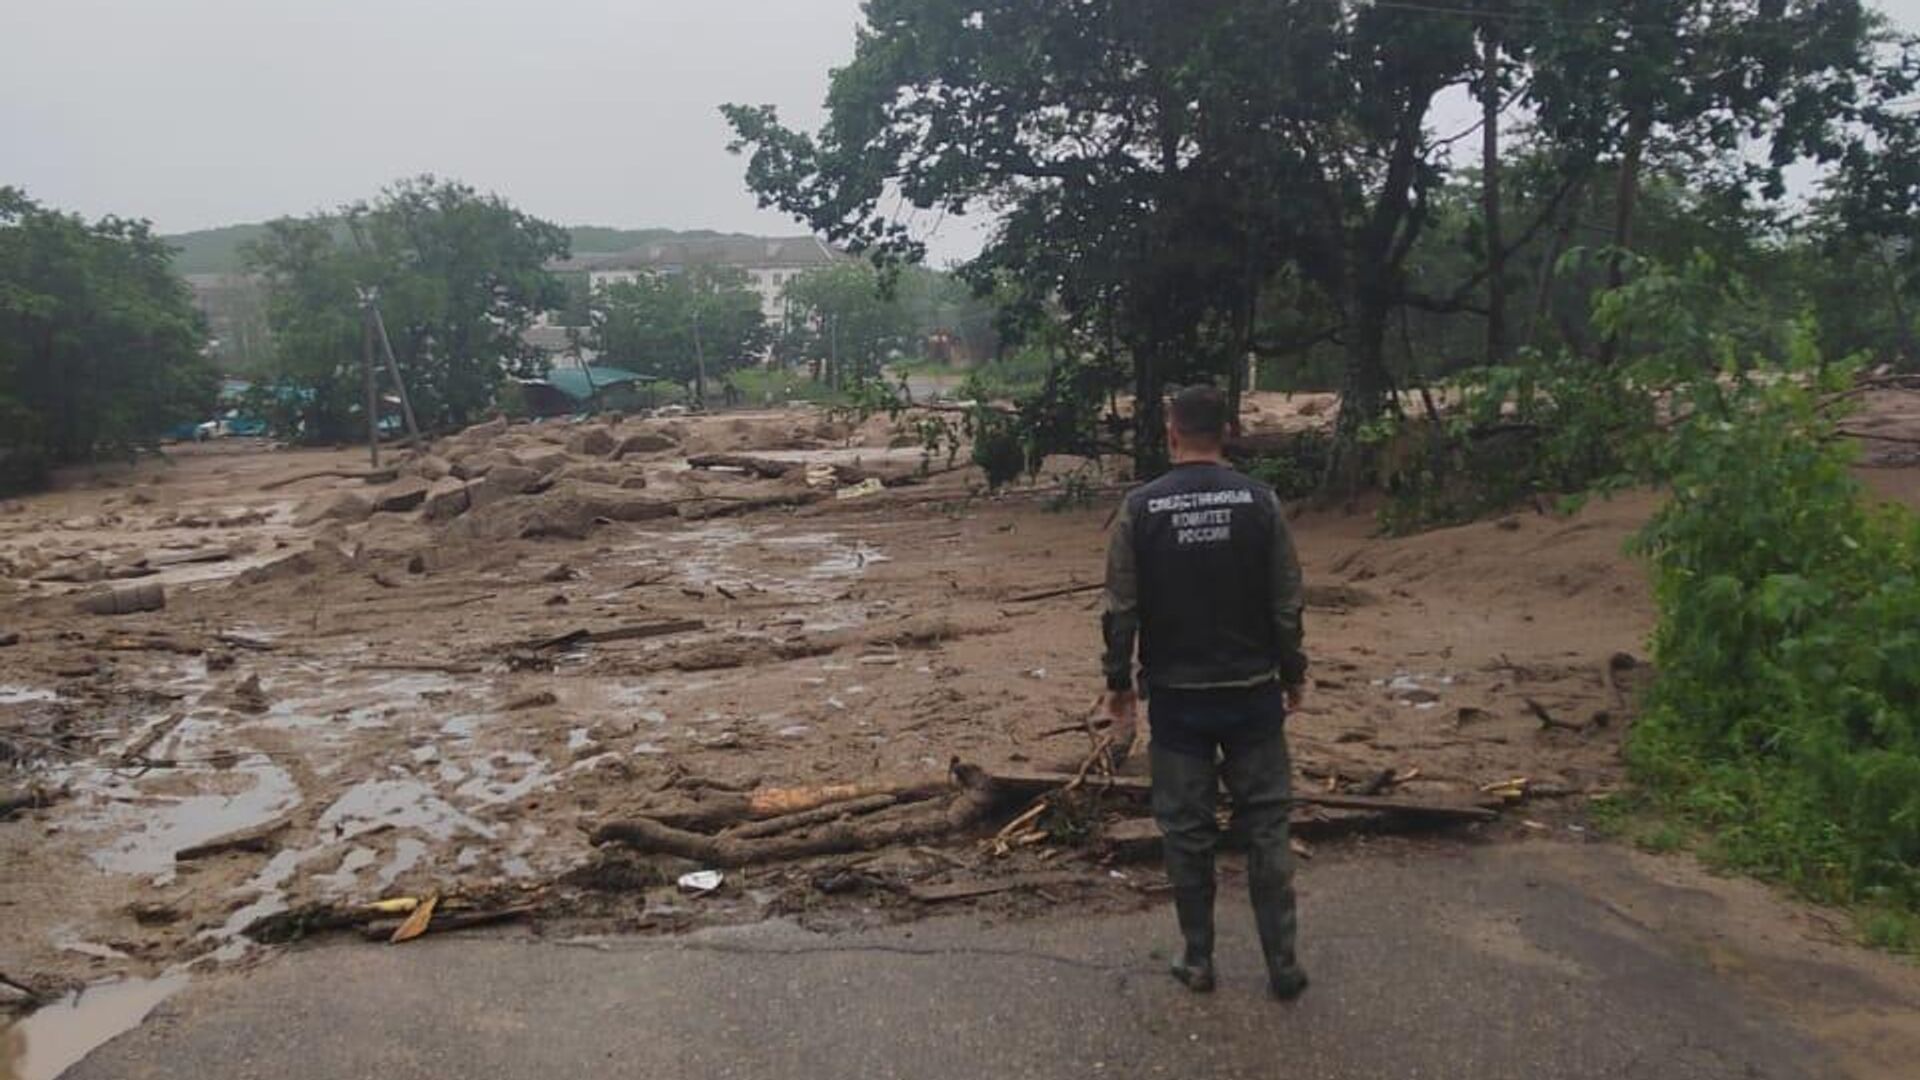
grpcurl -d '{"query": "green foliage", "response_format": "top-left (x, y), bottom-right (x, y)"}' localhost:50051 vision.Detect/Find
top-left (0, 187), bottom-right (215, 486)
top-left (588, 267), bottom-right (769, 402)
top-left (246, 176), bottom-right (569, 441)
top-left (779, 263), bottom-right (916, 388)
top-left (1237, 432), bottom-right (1333, 503)
top-left (1373, 255), bottom-right (1760, 533)
top-left (1630, 357), bottom-right (1920, 919)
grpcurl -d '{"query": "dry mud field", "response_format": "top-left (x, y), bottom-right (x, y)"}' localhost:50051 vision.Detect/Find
top-left (5, 389), bottom-right (1919, 1070)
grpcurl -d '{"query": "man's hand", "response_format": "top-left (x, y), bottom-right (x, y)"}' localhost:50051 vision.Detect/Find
top-left (1101, 688), bottom-right (1139, 728)
top-left (1284, 682), bottom-right (1306, 712)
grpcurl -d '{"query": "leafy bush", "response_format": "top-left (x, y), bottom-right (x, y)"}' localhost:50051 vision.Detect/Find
top-left (1629, 357), bottom-right (1920, 920)
top-left (1238, 430), bottom-right (1332, 502)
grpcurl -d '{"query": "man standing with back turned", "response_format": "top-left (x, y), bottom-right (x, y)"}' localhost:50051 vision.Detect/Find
top-left (1101, 384), bottom-right (1310, 999)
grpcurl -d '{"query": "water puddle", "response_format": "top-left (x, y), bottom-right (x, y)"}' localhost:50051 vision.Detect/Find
top-left (1, 974), bottom-right (187, 1080)
top-left (0, 686), bottom-right (58, 706)
top-left (83, 754), bottom-right (302, 879)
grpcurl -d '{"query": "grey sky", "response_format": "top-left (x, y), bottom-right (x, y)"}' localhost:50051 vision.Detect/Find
top-left (4, 0), bottom-right (1918, 266)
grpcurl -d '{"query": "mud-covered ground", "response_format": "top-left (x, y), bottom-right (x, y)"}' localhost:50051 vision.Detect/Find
top-left (3, 388), bottom-right (1914, 1008)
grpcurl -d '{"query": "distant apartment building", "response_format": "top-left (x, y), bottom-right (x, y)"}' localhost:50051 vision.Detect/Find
top-left (550, 235), bottom-right (849, 325)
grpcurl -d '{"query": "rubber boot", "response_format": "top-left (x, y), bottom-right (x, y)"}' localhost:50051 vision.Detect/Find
top-left (1169, 886), bottom-right (1216, 993)
top-left (1251, 880), bottom-right (1307, 1000)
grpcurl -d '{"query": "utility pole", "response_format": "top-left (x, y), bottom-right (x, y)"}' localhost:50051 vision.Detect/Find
top-left (369, 301), bottom-right (422, 448)
top-left (359, 301), bottom-right (381, 468)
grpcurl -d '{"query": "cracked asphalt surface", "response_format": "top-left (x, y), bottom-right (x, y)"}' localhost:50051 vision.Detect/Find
top-left (65, 841), bottom-right (1920, 1079)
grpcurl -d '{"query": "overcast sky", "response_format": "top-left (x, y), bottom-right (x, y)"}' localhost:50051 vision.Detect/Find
top-left (5, 0), bottom-right (1918, 266)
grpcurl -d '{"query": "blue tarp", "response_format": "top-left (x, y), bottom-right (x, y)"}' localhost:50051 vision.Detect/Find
top-left (539, 365), bottom-right (654, 401)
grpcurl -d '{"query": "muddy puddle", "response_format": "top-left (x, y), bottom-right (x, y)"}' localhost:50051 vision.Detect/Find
top-left (1, 974), bottom-right (187, 1080)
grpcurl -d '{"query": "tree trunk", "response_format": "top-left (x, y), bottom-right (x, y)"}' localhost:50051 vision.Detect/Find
top-left (1132, 338), bottom-right (1167, 478)
top-left (1325, 293), bottom-right (1391, 495)
top-left (1527, 178), bottom-right (1583, 350)
top-left (1480, 31), bottom-right (1508, 365)
top-left (1598, 117), bottom-right (1649, 366)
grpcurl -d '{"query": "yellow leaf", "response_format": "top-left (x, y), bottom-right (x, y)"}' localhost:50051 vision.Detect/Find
top-left (390, 893), bottom-right (439, 944)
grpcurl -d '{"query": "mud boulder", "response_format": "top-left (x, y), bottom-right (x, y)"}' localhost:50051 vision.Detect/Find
top-left (456, 416), bottom-right (510, 444)
top-left (466, 464), bottom-right (544, 509)
top-left (611, 431), bottom-right (680, 459)
top-left (553, 462), bottom-right (629, 487)
top-left (449, 449), bottom-right (521, 481)
top-left (520, 449), bottom-right (575, 477)
top-left (372, 477), bottom-right (431, 514)
top-left (420, 478), bottom-right (472, 523)
top-left (401, 454), bottom-right (451, 482)
top-left (292, 490), bottom-right (374, 527)
top-left (447, 482), bottom-right (673, 542)
top-left (565, 425), bottom-right (619, 457)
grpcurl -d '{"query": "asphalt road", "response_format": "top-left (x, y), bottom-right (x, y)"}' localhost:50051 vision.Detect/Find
top-left (58, 841), bottom-right (1918, 1080)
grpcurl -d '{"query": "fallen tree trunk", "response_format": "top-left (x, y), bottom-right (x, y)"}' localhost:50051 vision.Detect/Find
top-left (722, 793), bottom-right (899, 840)
top-left (592, 765), bottom-right (999, 866)
top-left (980, 769), bottom-right (1498, 820)
top-left (647, 777), bottom-right (951, 832)
top-left (685, 453), bottom-right (798, 479)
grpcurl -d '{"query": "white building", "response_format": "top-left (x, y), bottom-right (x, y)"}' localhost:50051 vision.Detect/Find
top-left (552, 235), bottom-right (849, 325)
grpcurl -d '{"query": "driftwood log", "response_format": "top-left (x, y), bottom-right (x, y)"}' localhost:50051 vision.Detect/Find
top-left (592, 764), bottom-right (999, 866)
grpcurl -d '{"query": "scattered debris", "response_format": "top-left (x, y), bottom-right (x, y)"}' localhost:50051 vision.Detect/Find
top-left (390, 893), bottom-right (440, 944)
top-left (677, 870), bottom-right (725, 895)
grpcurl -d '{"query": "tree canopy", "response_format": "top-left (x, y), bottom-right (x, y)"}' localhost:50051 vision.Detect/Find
top-left (245, 176), bottom-right (569, 441)
top-left (726, 0), bottom-right (1919, 479)
top-left (587, 267), bottom-right (769, 402)
top-left (0, 187), bottom-right (215, 489)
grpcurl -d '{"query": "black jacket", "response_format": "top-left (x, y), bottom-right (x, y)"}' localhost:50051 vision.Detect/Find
top-left (1101, 461), bottom-right (1307, 692)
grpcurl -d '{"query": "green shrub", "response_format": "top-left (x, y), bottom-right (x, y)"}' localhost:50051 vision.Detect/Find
top-left (1238, 430), bottom-right (1332, 502)
top-left (1629, 360), bottom-right (1920, 916)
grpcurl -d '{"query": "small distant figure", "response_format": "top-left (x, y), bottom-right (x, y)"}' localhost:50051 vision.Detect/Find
top-left (722, 378), bottom-right (742, 408)
top-left (1100, 383), bottom-right (1310, 1000)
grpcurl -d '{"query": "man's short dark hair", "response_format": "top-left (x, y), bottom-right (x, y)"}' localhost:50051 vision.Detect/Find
top-left (1169, 384), bottom-right (1229, 442)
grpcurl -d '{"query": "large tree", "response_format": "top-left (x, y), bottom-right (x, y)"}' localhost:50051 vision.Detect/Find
top-left (588, 267), bottom-right (768, 403)
top-left (0, 187), bottom-right (214, 488)
top-left (723, 1), bottom-right (1482, 475)
top-left (726, 0), bottom-right (1911, 482)
top-left (247, 176), bottom-right (569, 440)
top-left (780, 262), bottom-right (916, 387)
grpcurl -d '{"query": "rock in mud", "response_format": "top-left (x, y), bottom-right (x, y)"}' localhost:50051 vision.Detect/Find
top-left (234, 542), bottom-right (355, 586)
top-left (401, 454), bottom-right (451, 482)
top-left (553, 462), bottom-right (627, 487)
top-left (466, 464), bottom-right (544, 510)
top-left (611, 431), bottom-right (679, 459)
top-left (449, 450), bottom-right (520, 481)
top-left (566, 425), bottom-right (619, 457)
top-left (292, 490), bottom-right (374, 527)
top-left (519, 449), bottom-right (574, 476)
top-left (373, 477), bottom-right (431, 514)
top-left (457, 416), bottom-right (510, 444)
top-left (446, 482), bottom-right (672, 541)
top-left (420, 478), bottom-right (472, 523)
top-left (230, 673), bottom-right (270, 713)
